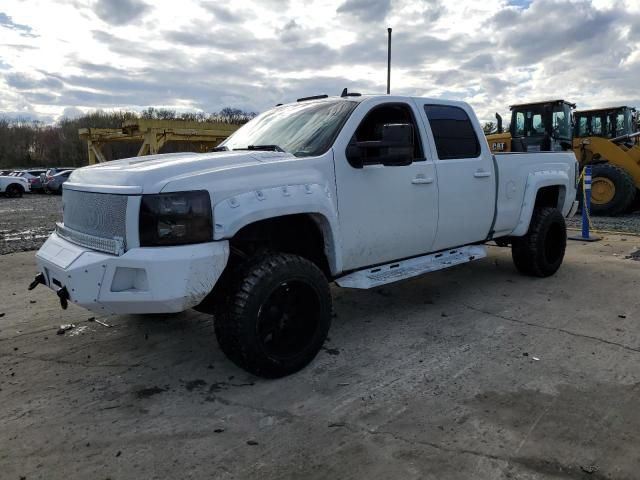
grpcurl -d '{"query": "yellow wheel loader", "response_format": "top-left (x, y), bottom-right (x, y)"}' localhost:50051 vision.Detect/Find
top-left (487, 102), bottom-right (640, 215)
top-left (572, 106), bottom-right (640, 215)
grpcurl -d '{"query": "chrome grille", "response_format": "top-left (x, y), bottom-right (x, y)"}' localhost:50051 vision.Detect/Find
top-left (62, 189), bottom-right (128, 250)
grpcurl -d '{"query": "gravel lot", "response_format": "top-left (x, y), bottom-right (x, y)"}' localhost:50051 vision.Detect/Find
top-left (0, 194), bottom-right (61, 255)
top-left (1, 194), bottom-right (638, 256)
top-left (566, 204), bottom-right (640, 234)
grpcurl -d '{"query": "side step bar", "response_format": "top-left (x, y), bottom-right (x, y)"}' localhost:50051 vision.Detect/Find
top-left (335, 245), bottom-right (487, 289)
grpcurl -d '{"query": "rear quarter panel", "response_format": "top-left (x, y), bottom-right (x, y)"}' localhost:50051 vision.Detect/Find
top-left (493, 152), bottom-right (576, 237)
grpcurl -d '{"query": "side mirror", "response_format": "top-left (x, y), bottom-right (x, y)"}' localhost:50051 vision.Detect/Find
top-left (346, 143), bottom-right (363, 168)
top-left (346, 123), bottom-right (414, 168)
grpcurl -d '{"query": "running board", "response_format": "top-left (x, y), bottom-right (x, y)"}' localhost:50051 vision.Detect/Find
top-left (335, 245), bottom-right (487, 289)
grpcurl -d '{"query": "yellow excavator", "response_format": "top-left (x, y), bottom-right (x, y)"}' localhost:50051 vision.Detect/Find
top-left (487, 101), bottom-right (640, 215)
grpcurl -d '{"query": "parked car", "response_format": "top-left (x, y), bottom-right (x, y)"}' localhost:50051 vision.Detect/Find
top-left (41, 167), bottom-right (76, 186)
top-left (0, 174), bottom-right (30, 197)
top-left (33, 94), bottom-right (578, 377)
top-left (16, 169), bottom-right (47, 192)
top-left (44, 170), bottom-right (73, 194)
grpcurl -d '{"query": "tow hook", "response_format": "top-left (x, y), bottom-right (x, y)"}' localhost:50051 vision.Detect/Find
top-left (28, 272), bottom-right (46, 291)
top-left (56, 286), bottom-right (70, 310)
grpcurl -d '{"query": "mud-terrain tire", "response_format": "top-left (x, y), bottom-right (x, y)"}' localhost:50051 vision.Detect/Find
top-left (512, 207), bottom-right (566, 277)
top-left (589, 163), bottom-right (635, 216)
top-left (214, 253), bottom-right (332, 378)
top-left (5, 184), bottom-right (24, 198)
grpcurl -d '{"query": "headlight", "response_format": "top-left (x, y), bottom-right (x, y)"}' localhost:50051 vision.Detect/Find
top-left (139, 191), bottom-right (213, 247)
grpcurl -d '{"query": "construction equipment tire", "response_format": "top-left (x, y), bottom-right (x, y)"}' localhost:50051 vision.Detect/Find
top-left (589, 163), bottom-right (635, 216)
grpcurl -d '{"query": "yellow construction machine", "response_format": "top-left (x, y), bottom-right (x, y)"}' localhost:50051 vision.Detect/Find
top-left (487, 100), bottom-right (575, 154)
top-left (572, 106), bottom-right (640, 215)
top-left (487, 101), bottom-right (640, 215)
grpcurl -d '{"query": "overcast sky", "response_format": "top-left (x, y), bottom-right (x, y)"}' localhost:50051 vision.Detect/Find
top-left (1, 0), bottom-right (639, 124)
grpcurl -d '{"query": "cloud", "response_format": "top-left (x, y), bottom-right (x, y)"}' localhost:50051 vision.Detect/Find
top-left (201, 3), bottom-right (244, 23)
top-left (461, 54), bottom-right (496, 72)
top-left (5, 72), bottom-right (64, 90)
top-left (94, 0), bottom-right (150, 25)
top-left (0, 0), bottom-right (638, 125)
top-left (61, 106), bottom-right (84, 119)
top-left (0, 12), bottom-right (37, 37)
top-left (337, 0), bottom-right (392, 22)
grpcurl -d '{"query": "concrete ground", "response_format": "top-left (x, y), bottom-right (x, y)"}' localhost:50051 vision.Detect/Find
top-left (1, 234), bottom-right (639, 480)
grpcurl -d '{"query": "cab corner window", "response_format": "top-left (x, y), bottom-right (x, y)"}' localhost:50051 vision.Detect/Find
top-left (424, 105), bottom-right (480, 160)
top-left (346, 103), bottom-right (423, 168)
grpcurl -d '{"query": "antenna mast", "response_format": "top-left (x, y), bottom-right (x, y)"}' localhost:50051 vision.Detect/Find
top-left (387, 27), bottom-right (392, 94)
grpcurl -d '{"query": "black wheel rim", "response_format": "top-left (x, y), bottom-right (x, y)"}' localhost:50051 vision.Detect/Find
top-left (544, 222), bottom-right (564, 265)
top-left (7, 186), bottom-right (17, 197)
top-left (256, 280), bottom-right (321, 360)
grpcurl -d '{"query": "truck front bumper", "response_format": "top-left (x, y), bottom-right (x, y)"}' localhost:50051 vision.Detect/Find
top-left (35, 233), bottom-right (229, 315)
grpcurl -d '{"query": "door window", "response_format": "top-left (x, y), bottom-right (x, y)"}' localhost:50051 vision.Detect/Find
top-left (615, 113), bottom-right (626, 136)
top-left (424, 105), bottom-right (480, 159)
top-left (552, 111), bottom-right (569, 138)
top-left (514, 112), bottom-right (525, 137)
top-left (531, 114), bottom-right (544, 135)
top-left (348, 103), bottom-right (424, 167)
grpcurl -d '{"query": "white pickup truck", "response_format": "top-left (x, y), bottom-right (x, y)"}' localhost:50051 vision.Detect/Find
top-left (0, 174), bottom-right (30, 197)
top-left (33, 94), bottom-right (578, 377)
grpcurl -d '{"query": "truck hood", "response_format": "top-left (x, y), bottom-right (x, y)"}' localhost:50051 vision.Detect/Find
top-left (67, 150), bottom-right (296, 194)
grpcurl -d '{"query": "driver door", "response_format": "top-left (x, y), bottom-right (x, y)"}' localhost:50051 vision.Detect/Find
top-left (333, 98), bottom-right (438, 271)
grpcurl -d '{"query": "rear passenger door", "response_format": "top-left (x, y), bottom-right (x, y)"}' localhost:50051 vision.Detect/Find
top-left (418, 103), bottom-right (495, 250)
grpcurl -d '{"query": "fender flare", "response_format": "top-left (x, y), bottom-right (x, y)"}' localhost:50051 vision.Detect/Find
top-left (511, 171), bottom-right (569, 237)
top-left (212, 183), bottom-right (343, 274)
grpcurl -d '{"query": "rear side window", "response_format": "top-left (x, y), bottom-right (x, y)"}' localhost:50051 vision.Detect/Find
top-left (424, 105), bottom-right (480, 159)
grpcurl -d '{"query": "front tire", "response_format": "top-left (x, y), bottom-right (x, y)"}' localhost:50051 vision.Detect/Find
top-left (5, 184), bottom-right (24, 198)
top-left (589, 163), bottom-right (635, 216)
top-left (512, 207), bottom-right (566, 277)
top-left (214, 253), bottom-right (332, 378)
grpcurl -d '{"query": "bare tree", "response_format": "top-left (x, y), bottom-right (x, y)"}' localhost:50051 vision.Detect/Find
top-left (0, 107), bottom-right (257, 169)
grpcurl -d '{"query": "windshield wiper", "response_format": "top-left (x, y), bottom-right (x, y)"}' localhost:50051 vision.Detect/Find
top-left (211, 145), bottom-right (228, 152)
top-left (234, 144), bottom-right (285, 152)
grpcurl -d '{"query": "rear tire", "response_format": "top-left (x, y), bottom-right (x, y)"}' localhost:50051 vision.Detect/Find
top-left (214, 253), bottom-right (332, 378)
top-left (589, 163), bottom-right (635, 216)
top-left (5, 184), bottom-right (23, 198)
top-left (512, 207), bottom-right (566, 277)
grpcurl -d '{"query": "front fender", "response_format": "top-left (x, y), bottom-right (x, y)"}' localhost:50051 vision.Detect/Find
top-left (212, 183), bottom-right (343, 274)
top-left (511, 171), bottom-right (571, 237)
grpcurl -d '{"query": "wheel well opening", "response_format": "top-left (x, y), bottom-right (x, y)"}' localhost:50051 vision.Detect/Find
top-left (195, 214), bottom-right (332, 314)
top-left (230, 214), bottom-right (331, 277)
top-left (534, 186), bottom-right (562, 209)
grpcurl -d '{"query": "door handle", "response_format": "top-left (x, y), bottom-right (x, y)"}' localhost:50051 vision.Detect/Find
top-left (411, 176), bottom-right (434, 185)
top-left (474, 170), bottom-right (492, 178)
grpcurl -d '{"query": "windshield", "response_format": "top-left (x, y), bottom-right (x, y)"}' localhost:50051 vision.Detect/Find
top-left (221, 100), bottom-right (358, 157)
